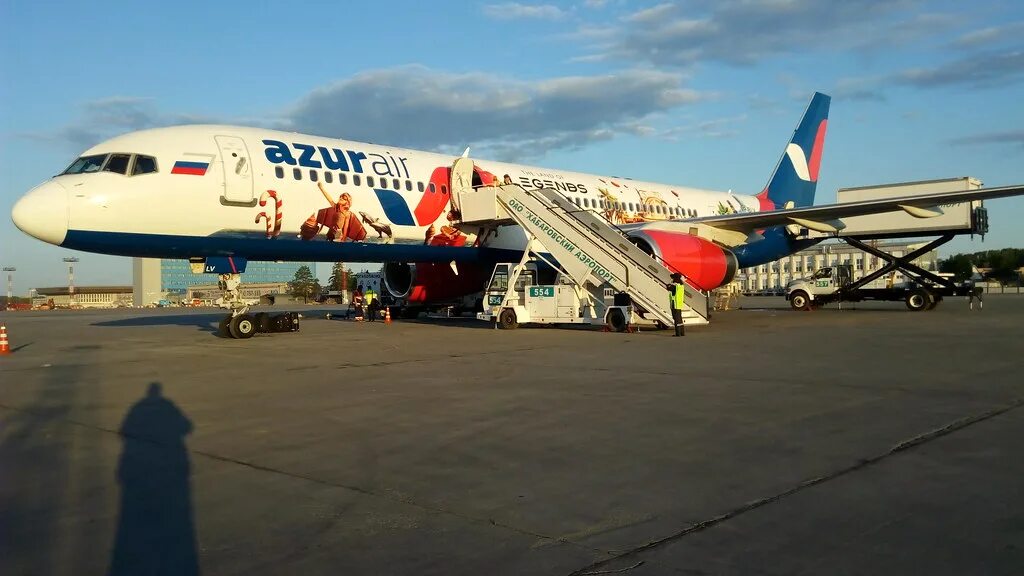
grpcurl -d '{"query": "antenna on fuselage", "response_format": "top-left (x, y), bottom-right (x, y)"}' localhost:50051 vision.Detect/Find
top-left (461, 147), bottom-right (470, 158)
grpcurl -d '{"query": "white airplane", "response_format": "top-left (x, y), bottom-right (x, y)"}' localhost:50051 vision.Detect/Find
top-left (11, 92), bottom-right (1024, 314)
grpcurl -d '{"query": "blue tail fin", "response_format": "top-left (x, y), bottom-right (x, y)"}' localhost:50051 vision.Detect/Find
top-left (755, 92), bottom-right (830, 210)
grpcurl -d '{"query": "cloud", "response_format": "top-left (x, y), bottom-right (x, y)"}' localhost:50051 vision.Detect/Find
top-left (482, 3), bottom-right (566, 20)
top-left (22, 97), bottom-right (223, 149)
top-left (31, 66), bottom-right (707, 161)
top-left (281, 65), bottom-right (704, 160)
top-left (895, 50), bottom-right (1024, 89)
top-left (949, 130), bottom-right (1024, 148)
top-left (832, 48), bottom-right (1024, 100)
top-left (579, 0), bottom-right (945, 67)
top-left (659, 114), bottom-right (747, 141)
top-left (952, 21), bottom-right (1024, 48)
top-left (831, 77), bottom-right (887, 102)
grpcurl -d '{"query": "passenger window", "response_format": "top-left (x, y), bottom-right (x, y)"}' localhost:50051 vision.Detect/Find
top-left (293, 168), bottom-right (302, 180)
top-left (132, 155), bottom-right (158, 175)
top-left (103, 154), bottom-right (131, 175)
top-left (367, 176), bottom-right (375, 187)
top-left (429, 182), bottom-right (436, 193)
top-left (353, 174), bottom-right (361, 186)
top-left (338, 173), bottom-right (347, 185)
top-left (275, 166), bottom-right (284, 179)
top-left (378, 177), bottom-right (387, 189)
top-left (406, 180), bottom-right (413, 191)
top-left (393, 178), bottom-right (400, 190)
top-left (441, 185), bottom-right (448, 195)
top-left (418, 181), bottom-right (425, 192)
top-left (310, 170), bottom-right (318, 182)
top-left (324, 172), bottom-right (333, 184)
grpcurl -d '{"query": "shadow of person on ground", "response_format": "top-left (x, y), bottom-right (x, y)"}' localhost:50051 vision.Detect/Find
top-left (108, 382), bottom-right (199, 576)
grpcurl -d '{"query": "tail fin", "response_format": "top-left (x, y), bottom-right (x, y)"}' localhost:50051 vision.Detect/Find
top-left (755, 92), bottom-right (830, 211)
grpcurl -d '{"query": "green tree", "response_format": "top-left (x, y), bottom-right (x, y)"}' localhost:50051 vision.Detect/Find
top-left (939, 254), bottom-right (973, 281)
top-left (327, 262), bottom-right (347, 291)
top-left (288, 265), bottom-right (320, 303)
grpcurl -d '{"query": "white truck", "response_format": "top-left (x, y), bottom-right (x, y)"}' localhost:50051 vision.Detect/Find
top-left (477, 261), bottom-right (639, 330)
top-left (785, 264), bottom-right (971, 311)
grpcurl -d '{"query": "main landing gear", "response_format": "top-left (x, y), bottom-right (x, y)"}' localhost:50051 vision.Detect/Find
top-left (215, 273), bottom-right (299, 339)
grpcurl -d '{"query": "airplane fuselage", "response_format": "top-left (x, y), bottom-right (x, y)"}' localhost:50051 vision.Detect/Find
top-left (13, 125), bottom-right (768, 267)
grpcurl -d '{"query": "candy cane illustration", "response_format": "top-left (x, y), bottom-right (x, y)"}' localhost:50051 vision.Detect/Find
top-left (255, 211), bottom-right (272, 238)
top-left (257, 190), bottom-right (283, 238)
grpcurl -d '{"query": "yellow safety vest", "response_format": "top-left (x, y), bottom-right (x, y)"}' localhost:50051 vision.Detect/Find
top-left (672, 284), bottom-right (685, 309)
top-left (365, 292), bottom-right (374, 305)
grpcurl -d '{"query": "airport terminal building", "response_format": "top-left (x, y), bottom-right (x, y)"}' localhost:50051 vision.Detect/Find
top-left (32, 286), bottom-right (133, 308)
top-left (739, 240), bottom-right (939, 294)
top-left (133, 258), bottom-right (315, 306)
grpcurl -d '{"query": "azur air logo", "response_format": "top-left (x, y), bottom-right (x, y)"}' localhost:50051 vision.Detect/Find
top-left (264, 139), bottom-right (447, 227)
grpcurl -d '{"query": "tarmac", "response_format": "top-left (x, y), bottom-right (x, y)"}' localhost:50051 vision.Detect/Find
top-left (1, 295), bottom-right (1022, 575)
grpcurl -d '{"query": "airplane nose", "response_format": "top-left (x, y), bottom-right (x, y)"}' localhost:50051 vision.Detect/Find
top-left (12, 180), bottom-right (69, 246)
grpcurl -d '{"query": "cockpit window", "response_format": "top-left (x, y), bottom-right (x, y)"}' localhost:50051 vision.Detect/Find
top-left (62, 154), bottom-right (108, 175)
top-left (132, 155), bottom-right (158, 175)
top-left (103, 154), bottom-right (131, 175)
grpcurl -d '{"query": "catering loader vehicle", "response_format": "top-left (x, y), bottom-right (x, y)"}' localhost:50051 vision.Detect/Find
top-left (785, 263), bottom-right (974, 311)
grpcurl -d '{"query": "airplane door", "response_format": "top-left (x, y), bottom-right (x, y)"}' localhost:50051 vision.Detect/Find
top-left (215, 135), bottom-right (255, 205)
top-left (449, 156), bottom-right (475, 215)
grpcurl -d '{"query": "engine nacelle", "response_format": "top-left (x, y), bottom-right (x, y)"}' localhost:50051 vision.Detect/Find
top-left (382, 261), bottom-right (488, 304)
top-left (628, 230), bottom-right (738, 291)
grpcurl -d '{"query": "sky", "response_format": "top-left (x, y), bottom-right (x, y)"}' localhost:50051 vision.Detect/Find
top-left (1, 0), bottom-right (1022, 292)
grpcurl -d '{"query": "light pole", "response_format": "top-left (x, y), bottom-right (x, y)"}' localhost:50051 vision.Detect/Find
top-left (3, 267), bottom-right (15, 305)
top-left (63, 257), bottom-right (79, 306)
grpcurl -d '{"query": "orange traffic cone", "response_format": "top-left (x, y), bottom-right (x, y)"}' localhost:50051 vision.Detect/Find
top-left (0, 324), bottom-right (10, 355)
top-left (384, 307), bottom-right (392, 324)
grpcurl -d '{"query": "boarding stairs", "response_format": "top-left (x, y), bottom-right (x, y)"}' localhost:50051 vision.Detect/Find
top-left (453, 162), bottom-right (708, 326)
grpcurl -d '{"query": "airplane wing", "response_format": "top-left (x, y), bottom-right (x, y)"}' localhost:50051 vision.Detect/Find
top-left (681, 184), bottom-right (1024, 236)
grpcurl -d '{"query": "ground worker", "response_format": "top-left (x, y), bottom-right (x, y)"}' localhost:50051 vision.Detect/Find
top-left (353, 285), bottom-right (364, 321)
top-left (667, 272), bottom-right (685, 337)
top-left (967, 280), bottom-right (984, 310)
top-left (365, 286), bottom-right (377, 322)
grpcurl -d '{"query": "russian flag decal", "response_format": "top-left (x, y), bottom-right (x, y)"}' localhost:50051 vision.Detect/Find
top-left (171, 160), bottom-right (210, 175)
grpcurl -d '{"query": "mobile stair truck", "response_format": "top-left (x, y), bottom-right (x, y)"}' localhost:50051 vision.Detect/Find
top-left (448, 157), bottom-right (709, 331)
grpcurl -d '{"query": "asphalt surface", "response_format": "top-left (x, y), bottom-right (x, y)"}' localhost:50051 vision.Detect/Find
top-left (1, 296), bottom-right (1022, 575)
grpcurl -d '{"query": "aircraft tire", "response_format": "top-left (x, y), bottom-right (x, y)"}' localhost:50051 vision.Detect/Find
top-left (498, 308), bottom-right (518, 330)
top-left (218, 315), bottom-right (232, 337)
top-left (790, 291), bottom-right (811, 311)
top-left (230, 314), bottom-right (257, 338)
top-left (607, 308), bottom-right (627, 332)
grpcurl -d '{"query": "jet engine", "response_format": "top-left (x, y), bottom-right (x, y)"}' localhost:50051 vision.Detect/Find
top-left (627, 230), bottom-right (738, 291)
top-left (382, 261), bottom-right (489, 304)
